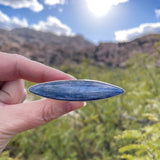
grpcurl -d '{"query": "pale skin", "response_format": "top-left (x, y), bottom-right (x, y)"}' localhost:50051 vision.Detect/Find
top-left (0, 52), bottom-right (84, 153)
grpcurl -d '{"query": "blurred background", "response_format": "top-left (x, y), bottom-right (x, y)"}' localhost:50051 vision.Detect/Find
top-left (1, 0), bottom-right (160, 159)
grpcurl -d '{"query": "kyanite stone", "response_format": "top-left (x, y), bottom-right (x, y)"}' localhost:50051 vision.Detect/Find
top-left (29, 80), bottom-right (124, 101)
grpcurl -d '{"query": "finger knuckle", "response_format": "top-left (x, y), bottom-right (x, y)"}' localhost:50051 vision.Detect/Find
top-left (5, 95), bottom-right (18, 104)
top-left (41, 101), bottom-right (57, 123)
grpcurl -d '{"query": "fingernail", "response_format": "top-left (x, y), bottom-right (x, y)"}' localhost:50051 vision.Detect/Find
top-left (24, 89), bottom-right (27, 94)
top-left (83, 102), bottom-right (87, 107)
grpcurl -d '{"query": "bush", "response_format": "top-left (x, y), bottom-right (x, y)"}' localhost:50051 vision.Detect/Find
top-left (3, 51), bottom-right (160, 159)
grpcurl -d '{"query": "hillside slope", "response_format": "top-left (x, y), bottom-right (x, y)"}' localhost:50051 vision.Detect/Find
top-left (0, 28), bottom-right (159, 66)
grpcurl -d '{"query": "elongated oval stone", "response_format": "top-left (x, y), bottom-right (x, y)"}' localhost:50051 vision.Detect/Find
top-left (29, 80), bottom-right (124, 101)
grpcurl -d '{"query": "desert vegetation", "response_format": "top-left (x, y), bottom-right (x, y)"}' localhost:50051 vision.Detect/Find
top-left (1, 41), bottom-right (160, 160)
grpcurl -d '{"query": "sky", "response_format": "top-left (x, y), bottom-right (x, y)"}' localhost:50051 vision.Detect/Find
top-left (0, 0), bottom-right (159, 44)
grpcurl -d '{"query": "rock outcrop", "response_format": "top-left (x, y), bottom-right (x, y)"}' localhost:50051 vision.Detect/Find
top-left (0, 28), bottom-right (160, 67)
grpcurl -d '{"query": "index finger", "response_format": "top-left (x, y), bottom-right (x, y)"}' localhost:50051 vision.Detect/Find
top-left (0, 52), bottom-right (75, 82)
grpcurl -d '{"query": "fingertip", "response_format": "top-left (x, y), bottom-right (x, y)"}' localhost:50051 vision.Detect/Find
top-left (65, 101), bottom-right (85, 112)
top-left (66, 74), bottom-right (77, 80)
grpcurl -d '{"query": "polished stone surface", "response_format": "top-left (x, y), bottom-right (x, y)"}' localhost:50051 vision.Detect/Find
top-left (29, 80), bottom-right (124, 101)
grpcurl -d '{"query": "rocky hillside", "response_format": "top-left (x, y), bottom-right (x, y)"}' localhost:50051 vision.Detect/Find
top-left (0, 28), bottom-right (94, 65)
top-left (83, 34), bottom-right (160, 67)
top-left (0, 28), bottom-right (160, 67)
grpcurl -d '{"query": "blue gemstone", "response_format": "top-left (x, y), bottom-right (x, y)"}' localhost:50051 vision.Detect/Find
top-left (29, 80), bottom-right (124, 101)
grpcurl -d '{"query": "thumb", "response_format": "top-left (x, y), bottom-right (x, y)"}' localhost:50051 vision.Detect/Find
top-left (0, 99), bottom-right (84, 135)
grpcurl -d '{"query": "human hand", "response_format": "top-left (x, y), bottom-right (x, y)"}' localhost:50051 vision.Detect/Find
top-left (0, 52), bottom-right (84, 153)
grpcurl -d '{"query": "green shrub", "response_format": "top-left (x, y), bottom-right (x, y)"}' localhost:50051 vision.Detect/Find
top-left (3, 51), bottom-right (160, 159)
